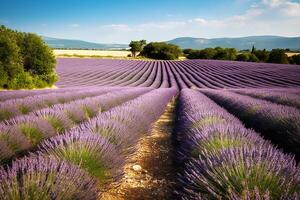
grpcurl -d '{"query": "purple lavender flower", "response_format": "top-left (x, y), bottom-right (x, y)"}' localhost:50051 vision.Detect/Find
top-left (0, 155), bottom-right (99, 199)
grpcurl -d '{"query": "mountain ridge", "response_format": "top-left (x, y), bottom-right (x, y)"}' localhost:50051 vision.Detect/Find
top-left (167, 36), bottom-right (300, 50)
top-left (42, 36), bottom-right (300, 50)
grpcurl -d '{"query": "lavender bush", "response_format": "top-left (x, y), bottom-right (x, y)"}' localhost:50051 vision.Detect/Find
top-left (174, 89), bottom-right (300, 199)
top-left (201, 89), bottom-right (300, 159)
top-left (0, 155), bottom-right (99, 199)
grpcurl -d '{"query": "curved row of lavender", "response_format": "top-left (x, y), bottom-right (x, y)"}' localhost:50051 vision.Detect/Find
top-left (230, 88), bottom-right (300, 109)
top-left (201, 89), bottom-right (300, 160)
top-left (174, 89), bottom-right (300, 199)
top-left (0, 87), bottom-right (150, 164)
top-left (0, 88), bottom-right (177, 199)
top-left (0, 87), bottom-right (79, 102)
top-left (56, 58), bottom-right (300, 89)
top-left (0, 87), bottom-right (122, 121)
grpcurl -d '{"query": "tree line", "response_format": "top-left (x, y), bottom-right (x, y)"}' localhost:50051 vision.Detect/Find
top-left (0, 26), bottom-right (57, 89)
top-left (129, 40), bottom-right (300, 65)
top-left (184, 46), bottom-right (300, 65)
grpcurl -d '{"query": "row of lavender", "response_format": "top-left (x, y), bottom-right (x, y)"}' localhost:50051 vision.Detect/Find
top-left (230, 88), bottom-right (300, 109)
top-left (0, 87), bottom-right (149, 164)
top-left (0, 87), bottom-right (123, 121)
top-left (201, 89), bottom-right (300, 160)
top-left (174, 89), bottom-right (300, 199)
top-left (0, 88), bottom-right (177, 199)
top-left (56, 58), bottom-right (300, 89)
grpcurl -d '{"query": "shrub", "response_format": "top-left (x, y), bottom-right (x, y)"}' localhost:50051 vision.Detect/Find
top-left (0, 25), bottom-right (57, 89)
top-left (268, 49), bottom-right (289, 64)
top-left (290, 54), bottom-right (300, 65)
top-left (248, 53), bottom-right (259, 62)
top-left (253, 49), bottom-right (269, 62)
top-left (140, 42), bottom-right (181, 60)
top-left (236, 53), bottom-right (249, 61)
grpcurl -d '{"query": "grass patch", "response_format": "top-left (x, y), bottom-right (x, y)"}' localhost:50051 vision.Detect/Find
top-left (19, 105), bottom-right (30, 114)
top-left (191, 116), bottom-right (225, 129)
top-left (0, 110), bottom-right (13, 121)
top-left (54, 144), bottom-right (110, 182)
top-left (45, 116), bottom-right (66, 133)
top-left (19, 124), bottom-right (43, 145)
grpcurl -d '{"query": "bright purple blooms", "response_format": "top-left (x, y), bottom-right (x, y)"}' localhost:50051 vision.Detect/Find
top-left (174, 89), bottom-right (300, 199)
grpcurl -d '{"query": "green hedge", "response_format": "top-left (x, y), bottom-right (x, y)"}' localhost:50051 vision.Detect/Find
top-left (0, 26), bottom-right (57, 89)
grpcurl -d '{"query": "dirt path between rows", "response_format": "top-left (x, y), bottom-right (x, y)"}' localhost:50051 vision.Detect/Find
top-left (101, 99), bottom-right (177, 200)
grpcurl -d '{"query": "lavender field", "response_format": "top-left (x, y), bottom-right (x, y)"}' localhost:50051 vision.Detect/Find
top-left (0, 58), bottom-right (300, 199)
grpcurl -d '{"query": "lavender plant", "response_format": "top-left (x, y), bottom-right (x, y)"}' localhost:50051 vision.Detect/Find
top-left (201, 89), bottom-right (300, 159)
top-left (37, 131), bottom-right (124, 185)
top-left (174, 89), bottom-right (300, 199)
top-left (0, 155), bottom-right (99, 200)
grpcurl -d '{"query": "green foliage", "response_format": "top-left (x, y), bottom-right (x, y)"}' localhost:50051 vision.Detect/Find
top-left (289, 54), bottom-right (300, 65)
top-left (248, 54), bottom-right (259, 62)
top-left (253, 49), bottom-right (269, 62)
top-left (186, 47), bottom-right (236, 60)
top-left (129, 40), bottom-right (146, 57)
top-left (141, 42), bottom-right (181, 60)
top-left (185, 45), bottom-right (299, 65)
top-left (236, 53), bottom-right (249, 61)
top-left (0, 25), bottom-right (57, 89)
top-left (268, 49), bottom-right (289, 64)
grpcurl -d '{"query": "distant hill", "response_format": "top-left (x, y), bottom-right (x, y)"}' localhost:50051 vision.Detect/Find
top-left (167, 36), bottom-right (300, 50)
top-left (43, 36), bottom-right (128, 50)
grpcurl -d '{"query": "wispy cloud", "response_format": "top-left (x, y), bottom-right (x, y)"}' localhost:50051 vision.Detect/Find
top-left (262, 0), bottom-right (300, 16)
top-left (69, 23), bottom-right (80, 28)
top-left (96, 0), bottom-right (300, 43)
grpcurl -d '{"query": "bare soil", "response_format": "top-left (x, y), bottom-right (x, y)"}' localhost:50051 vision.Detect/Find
top-left (101, 100), bottom-right (177, 200)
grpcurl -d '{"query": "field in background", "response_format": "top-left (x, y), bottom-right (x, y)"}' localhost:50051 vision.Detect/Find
top-left (53, 49), bottom-right (131, 58)
top-left (286, 52), bottom-right (300, 57)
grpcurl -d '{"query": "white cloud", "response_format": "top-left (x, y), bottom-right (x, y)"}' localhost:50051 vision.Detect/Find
top-left (50, 0), bottom-right (300, 43)
top-left (262, 0), bottom-right (300, 16)
top-left (281, 1), bottom-right (300, 16)
top-left (69, 23), bottom-right (80, 28)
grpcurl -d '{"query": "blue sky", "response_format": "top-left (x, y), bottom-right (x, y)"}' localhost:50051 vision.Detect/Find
top-left (1, 0), bottom-right (300, 43)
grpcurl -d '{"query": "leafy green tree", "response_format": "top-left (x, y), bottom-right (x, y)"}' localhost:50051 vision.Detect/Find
top-left (251, 45), bottom-right (256, 54)
top-left (129, 40), bottom-right (146, 57)
top-left (0, 62), bottom-right (8, 87)
top-left (236, 53), bottom-right (249, 61)
top-left (0, 25), bottom-right (57, 89)
top-left (289, 54), bottom-right (300, 65)
top-left (141, 42), bottom-right (181, 60)
top-left (253, 49), bottom-right (269, 62)
top-left (248, 54), bottom-right (259, 62)
top-left (0, 30), bottom-right (23, 79)
top-left (227, 48), bottom-right (237, 60)
top-left (20, 33), bottom-right (57, 85)
top-left (268, 49), bottom-right (289, 64)
top-left (183, 49), bottom-right (194, 55)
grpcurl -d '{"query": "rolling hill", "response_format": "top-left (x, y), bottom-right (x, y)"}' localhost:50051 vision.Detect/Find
top-left (167, 36), bottom-right (300, 50)
top-left (43, 36), bottom-right (128, 50)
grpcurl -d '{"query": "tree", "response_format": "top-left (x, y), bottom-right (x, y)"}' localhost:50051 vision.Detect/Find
top-left (236, 53), bottom-right (249, 61)
top-left (290, 54), bottom-right (300, 65)
top-left (0, 25), bottom-right (57, 89)
top-left (251, 45), bottom-right (256, 54)
top-left (0, 29), bottom-right (23, 79)
top-left (268, 49), bottom-right (289, 64)
top-left (140, 42), bottom-right (181, 60)
top-left (20, 33), bottom-right (57, 85)
top-left (253, 49), bottom-right (269, 62)
top-left (248, 54), bottom-right (259, 62)
top-left (129, 40), bottom-right (146, 57)
top-left (183, 49), bottom-right (194, 55)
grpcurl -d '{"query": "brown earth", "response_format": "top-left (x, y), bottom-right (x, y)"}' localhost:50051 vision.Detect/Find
top-left (101, 99), bottom-right (177, 200)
